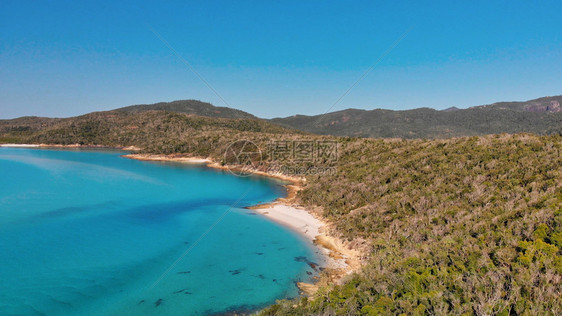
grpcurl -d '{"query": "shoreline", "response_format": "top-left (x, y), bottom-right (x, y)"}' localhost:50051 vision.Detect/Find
top-left (248, 202), bottom-right (362, 295)
top-left (0, 143), bottom-right (141, 150)
top-left (123, 153), bottom-right (363, 296)
top-left (1, 145), bottom-right (363, 296)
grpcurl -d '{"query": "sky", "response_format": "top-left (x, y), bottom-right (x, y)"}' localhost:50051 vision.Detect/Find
top-left (1, 1), bottom-right (561, 119)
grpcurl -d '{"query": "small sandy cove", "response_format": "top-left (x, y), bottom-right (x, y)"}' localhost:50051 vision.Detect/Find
top-left (123, 153), bottom-right (363, 296)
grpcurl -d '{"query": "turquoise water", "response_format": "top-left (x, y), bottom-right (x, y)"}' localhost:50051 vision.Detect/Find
top-left (0, 148), bottom-right (320, 315)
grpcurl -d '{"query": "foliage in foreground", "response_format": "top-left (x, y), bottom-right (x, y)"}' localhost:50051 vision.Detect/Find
top-left (263, 134), bottom-right (561, 315)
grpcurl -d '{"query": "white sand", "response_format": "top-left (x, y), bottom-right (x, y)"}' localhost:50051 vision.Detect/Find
top-left (123, 154), bottom-right (211, 164)
top-left (251, 203), bottom-right (349, 270)
top-left (252, 204), bottom-right (322, 240)
top-left (0, 144), bottom-right (40, 147)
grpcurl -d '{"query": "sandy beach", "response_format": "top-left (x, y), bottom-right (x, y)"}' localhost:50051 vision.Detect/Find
top-left (0, 144), bottom-right (41, 147)
top-left (123, 153), bottom-right (363, 295)
top-left (249, 203), bottom-right (361, 268)
top-left (248, 202), bottom-right (362, 294)
top-left (123, 153), bottom-right (211, 164)
top-left (0, 143), bottom-right (131, 149)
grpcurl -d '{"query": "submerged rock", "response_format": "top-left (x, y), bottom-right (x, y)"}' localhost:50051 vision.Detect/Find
top-left (173, 288), bottom-right (192, 295)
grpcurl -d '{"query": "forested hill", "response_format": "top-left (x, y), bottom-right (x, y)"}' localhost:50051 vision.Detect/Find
top-left (0, 110), bottom-right (299, 152)
top-left (116, 99), bottom-right (257, 119)
top-left (271, 95), bottom-right (562, 138)
top-left (262, 134), bottom-right (561, 315)
top-left (2, 95), bottom-right (561, 140)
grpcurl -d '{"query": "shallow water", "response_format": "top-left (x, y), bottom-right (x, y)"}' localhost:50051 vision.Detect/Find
top-left (0, 148), bottom-right (320, 315)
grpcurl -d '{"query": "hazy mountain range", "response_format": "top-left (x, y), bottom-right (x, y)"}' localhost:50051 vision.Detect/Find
top-left (1, 95), bottom-right (561, 140)
top-left (270, 95), bottom-right (562, 138)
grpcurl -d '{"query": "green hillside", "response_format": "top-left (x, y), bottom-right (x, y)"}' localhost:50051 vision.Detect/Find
top-left (0, 110), bottom-right (299, 154)
top-left (116, 99), bottom-right (257, 119)
top-left (262, 134), bottom-right (562, 315)
top-left (271, 96), bottom-right (562, 138)
top-left (4, 95), bottom-right (560, 141)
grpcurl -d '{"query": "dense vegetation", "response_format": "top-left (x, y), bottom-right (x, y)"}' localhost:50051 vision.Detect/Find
top-left (4, 95), bottom-right (560, 141)
top-left (116, 99), bottom-right (258, 119)
top-left (1, 111), bottom-right (561, 315)
top-left (263, 134), bottom-right (561, 315)
top-left (0, 111), bottom-right (301, 156)
top-left (271, 95), bottom-right (562, 139)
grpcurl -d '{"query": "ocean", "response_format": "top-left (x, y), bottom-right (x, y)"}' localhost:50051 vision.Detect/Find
top-left (0, 148), bottom-right (319, 315)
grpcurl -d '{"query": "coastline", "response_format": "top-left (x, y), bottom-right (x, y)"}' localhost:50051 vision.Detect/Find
top-left (0, 145), bottom-right (363, 296)
top-left (123, 153), bottom-right (363, 296)
top-left (0, 143), bottom-right (140, 150)
top-left (248, 203), bottom-right (362, 295)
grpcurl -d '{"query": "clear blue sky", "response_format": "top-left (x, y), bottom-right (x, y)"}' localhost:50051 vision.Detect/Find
top-left (1, 1), bottom-right (561, 119)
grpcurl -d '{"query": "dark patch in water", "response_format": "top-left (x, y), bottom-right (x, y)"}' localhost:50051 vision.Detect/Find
top-left (277, 247), bottom-right (286, 250)
top-left (137, 300), bottom-right (145, 305)
top-left (123, 198), bottom-right (237, 224)
top-left (229, 269), bottom-right (243, 275)
top-left (177, 270), bottom-right (191, 274)
top-left (295, 256), bottom-right (320, 272)
top-left (173, 288), bottom-right (192, 295)
top-left (254, 252), bottom-right (264, 256)
top-left (33, 201), bottom-right (116, 222)
top-left (246, 212), bottom-right (257, 215)
top-left (306, 271), bottom-right (313, 275)
top-left (155, 299), bottom-right (164, 307)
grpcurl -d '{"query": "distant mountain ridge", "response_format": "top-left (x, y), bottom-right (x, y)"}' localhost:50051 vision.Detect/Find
top-left (271, 95), bottom-right (562, 138)
top-left (116, 99), bottom-right (257, 119)
top-left (471, 96), bottom-right (561, 113)
top-left (1, 95), bottom-right (561, 140)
